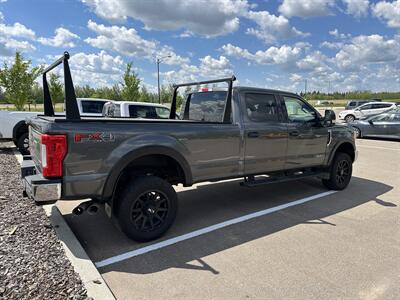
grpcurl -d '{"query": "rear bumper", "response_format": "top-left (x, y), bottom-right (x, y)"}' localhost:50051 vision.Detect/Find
top-left (21, 159), bottom-right (61, 203)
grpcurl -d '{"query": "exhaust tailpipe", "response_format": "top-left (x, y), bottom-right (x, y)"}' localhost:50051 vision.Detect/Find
top-left (72, 200), bottom-right (96, 215)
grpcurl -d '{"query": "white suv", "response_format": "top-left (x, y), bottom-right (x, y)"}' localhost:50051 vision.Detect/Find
top-left (338, 102), bottom-right (396, 123)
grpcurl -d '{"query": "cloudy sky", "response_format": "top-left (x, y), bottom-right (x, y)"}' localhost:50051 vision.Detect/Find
top-left (0, 0), bottom-right (399, 93)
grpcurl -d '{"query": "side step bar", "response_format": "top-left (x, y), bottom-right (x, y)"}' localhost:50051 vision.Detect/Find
top-left (240, 170), bottom-right (329, 188)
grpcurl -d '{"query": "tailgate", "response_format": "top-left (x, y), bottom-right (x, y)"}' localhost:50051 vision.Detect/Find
top-left (29, 127), bottom-right (43, 172)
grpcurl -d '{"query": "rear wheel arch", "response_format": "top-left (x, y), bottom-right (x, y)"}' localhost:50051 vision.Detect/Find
top-left (12, 121), bottom-right (28, 143)
top-left (102, 146), bottom-right (192, 207)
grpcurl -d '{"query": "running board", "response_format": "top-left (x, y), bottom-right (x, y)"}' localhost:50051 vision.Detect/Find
top-left (240, 171), bottom-right (328, 187)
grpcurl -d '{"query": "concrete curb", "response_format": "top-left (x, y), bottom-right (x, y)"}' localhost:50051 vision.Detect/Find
top-left (13, 149), bottom-right (115, 300)
top-left (43, 205), bottom-right (116, 300)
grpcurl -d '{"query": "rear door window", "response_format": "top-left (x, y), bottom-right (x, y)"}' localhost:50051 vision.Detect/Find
top-left (359, 104), bottom-right (372, 110)
top-left (244, 93), bottom-right (279, 122)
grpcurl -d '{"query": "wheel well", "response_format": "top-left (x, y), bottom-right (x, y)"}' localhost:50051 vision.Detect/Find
top-left (335, 142), bottom-right (355, 162)
top-left (13, 122), bottom-right (28, 142)
top-left (112, 154), bottom-right (186, 211)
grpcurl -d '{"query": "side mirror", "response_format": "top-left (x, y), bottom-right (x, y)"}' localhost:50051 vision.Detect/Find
top-left (324, 109), bottom-right (336, 124)
top-left (368, 119), bottom-right (373, 125)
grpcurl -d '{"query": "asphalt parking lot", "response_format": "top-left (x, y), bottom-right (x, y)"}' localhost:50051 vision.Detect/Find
top-left (56, 138), bottom-right (400, 299)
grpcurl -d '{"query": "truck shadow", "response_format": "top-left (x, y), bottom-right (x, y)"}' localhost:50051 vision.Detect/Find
top-left (60, 176), bottom-right (394, 275)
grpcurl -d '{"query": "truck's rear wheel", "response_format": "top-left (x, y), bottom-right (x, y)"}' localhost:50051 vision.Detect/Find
top-left (117, 176), bottom-right (178, 242)
top-left (322, 152), bottom-right (352, 190)
top-left (17, 132), bottom-right (30, 155)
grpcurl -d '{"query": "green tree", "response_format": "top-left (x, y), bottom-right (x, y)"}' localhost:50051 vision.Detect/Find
top-left (49, 73), bottom-right (63, 108)
top-left (120, 62), bottom-right (140, 101)
top-left (0, 52), bottom-right (42, 110)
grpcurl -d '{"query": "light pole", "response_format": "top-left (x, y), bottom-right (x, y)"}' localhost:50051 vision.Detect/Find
top-left (157, 55), bottom-right (171, 104)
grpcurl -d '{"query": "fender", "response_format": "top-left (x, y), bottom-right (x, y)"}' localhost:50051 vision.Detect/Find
top-left (12, 120), bottom-right (28, 142)
top-left (102, 145), bottom-right (193, 200)
top-left (326, 139), bottom-right (355, 165)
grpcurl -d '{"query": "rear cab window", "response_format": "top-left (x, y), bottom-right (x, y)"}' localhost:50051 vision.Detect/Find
top-left (128, 105), bottom-right (170, 119)
top-left (81, 100), bottom-right (106, 114)
top-left (182, 91), bottom-right (227, 122)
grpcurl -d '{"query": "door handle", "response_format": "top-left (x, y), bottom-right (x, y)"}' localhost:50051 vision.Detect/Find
top-left (289, 130), bottom-right (300, 137)
top-left (247, 131), bottom-right (260, 138)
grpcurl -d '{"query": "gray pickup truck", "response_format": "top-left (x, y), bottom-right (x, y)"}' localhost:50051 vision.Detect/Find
top-left (22, 53), bottom-right (356, 242)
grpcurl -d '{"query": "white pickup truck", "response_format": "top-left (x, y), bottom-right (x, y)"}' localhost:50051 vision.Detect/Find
top-left (102, 101), bottom-right (171, 119)
top-left (0, 98), bottom-right (111, 154)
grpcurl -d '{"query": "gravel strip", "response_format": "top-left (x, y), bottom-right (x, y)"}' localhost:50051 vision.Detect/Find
top-left (0, 143), bottom-right (88, 300)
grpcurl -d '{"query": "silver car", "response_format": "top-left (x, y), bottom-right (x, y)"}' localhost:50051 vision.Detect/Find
top-left (351, 109), bottom-right (400, 140)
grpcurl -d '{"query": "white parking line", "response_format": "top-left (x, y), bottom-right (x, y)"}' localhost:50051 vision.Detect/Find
top-left (357, 145), bottom-right (400, 151)
top-left (95, 190), bottom-right (337, 268)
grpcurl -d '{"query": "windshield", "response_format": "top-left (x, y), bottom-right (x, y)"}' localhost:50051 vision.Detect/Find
top-left (128, 105), bottom-right (170, 119)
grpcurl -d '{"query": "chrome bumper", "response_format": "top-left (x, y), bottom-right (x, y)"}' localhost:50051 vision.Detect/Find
top-left (21, 159), bottom-right (61, 203)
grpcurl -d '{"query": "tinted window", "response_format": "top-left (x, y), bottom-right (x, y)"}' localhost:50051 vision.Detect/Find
top-left (283, 96), bottom-right (316, 122)
top-left (128, 105), bottom-right (170, 119)
top-left (359, 104), bottom-right (372, 110)
top-left (348, 102), bottom-right (356, 107)
top-left (81, 101), bottom-right (106, 113)
top-left (245, 93), bottom-right (279, 122)
top-left (184, 91), bottom-right (227, 122)
top-left (371, 114), bottom-right (391, 121)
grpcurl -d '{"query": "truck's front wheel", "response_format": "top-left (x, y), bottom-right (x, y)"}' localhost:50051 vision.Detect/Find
top-left (117, 176), bottom-right (178, 242)
top-left (322, 152), bottom-right (352, 190)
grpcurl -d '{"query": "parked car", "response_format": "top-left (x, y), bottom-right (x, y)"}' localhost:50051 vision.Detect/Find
top-left (351, 109), bottom-right (400, 140)
top-left (338, 102), bottom-right (396, 123)
top-left (0, 98), bottom-right (111, 154)
top-left (102, 101), bottom-right (171, 119)
top-left (21, 53), bottom-right (356, 242)
top-left (345, 100), bottom-right (372, 110)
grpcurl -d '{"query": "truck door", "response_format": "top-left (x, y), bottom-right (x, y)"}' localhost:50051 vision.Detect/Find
top-left (281, 95), bottom-right (328, 169)
top-left (242, 92), bottom-right (288, 174)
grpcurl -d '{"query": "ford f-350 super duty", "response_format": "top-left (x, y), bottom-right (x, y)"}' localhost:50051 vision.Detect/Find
top-left (21, 52), bottom-right (356, 242)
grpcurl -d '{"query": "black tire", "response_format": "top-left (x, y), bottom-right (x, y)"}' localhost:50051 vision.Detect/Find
top-left (117, 176), bottom-right (178, 242)
top-left (17, 132), bottom-right (30, 155)
top-left (322, 152), bottom-right (352, 190)
top-left (345, 115), bottom-right (355, 123)
top-left (353, 127), bottom-right (361, 138)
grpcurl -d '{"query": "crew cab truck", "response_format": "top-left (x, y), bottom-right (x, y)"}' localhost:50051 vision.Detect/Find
top-left (21, 53), bottom-right (356, 242)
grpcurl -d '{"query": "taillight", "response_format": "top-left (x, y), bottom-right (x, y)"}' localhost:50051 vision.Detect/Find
top-left (41, 134), bottom-right (67, 177)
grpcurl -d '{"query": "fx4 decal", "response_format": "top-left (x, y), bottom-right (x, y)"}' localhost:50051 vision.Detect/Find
top-left (74, 132), bottom-right (115, 143)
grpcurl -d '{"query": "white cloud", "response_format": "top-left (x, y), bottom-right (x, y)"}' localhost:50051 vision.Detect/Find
top-left (296, 51), bottom-right (331, 73)
top-left (335, 34), bottom-right (400, 70)
top-left (0, 37), bottom-right (36, 56)
top-left (320, 41), bottom-right (344, 49)
top-left (52, 51), bottom-right (125, 87)
top-left (372, 0), bottom-right (400, 28)
top-left (221, 43), bottom-right (302, 65)
top-left (245, 10), bottom-right (309, 43)
top-left (0, 18), bottom-right (36, 56)
top-left (0, 22), bottom-right (36, 39)
top-left (38, 27), bottom-right (80, 47)
top-left (82, 0), bottom-right (250, 37)
top-left (199, 55), bottom-right (233, 77)
top-left (85, 20), bottom-right (189, 65)
top-left (342, 0), bottom-right (369, 18)
top-left (278, 0), bottom-right (335, 18)
top-left (329, 28), bottom-right (351, 39)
